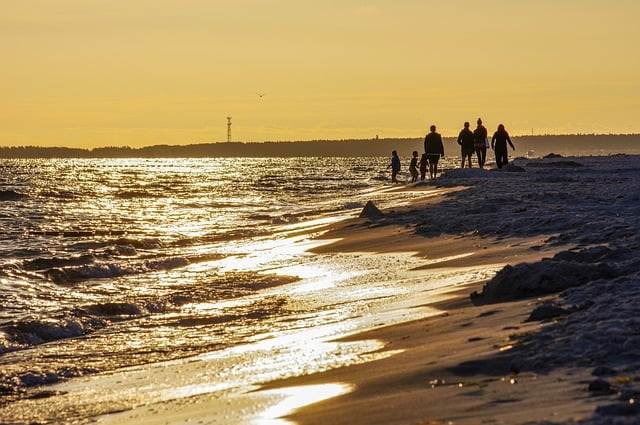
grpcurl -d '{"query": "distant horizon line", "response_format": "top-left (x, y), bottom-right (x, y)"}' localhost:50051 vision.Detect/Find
top-left (2, 132), bottom-right (640, 151)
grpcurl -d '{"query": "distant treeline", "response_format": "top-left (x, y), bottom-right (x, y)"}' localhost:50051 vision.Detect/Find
top-left (1, 134), bottom-right (639, 158)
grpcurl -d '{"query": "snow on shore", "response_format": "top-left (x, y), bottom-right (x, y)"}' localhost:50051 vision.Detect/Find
top-left (387, 154), bottom-right (640, 424)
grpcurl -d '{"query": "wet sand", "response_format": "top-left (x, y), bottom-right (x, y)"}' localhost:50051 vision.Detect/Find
top-left (267, 221), bottom-right (596, 425)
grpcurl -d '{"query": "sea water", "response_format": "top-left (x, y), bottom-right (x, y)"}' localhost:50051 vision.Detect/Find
top-left (0, 156), bottom-right (489, 423)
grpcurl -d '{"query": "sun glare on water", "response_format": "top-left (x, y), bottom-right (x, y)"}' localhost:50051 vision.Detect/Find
top-left (255, 384), bottom-right (353, 425)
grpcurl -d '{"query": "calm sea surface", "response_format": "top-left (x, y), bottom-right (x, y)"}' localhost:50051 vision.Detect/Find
top-left (1, 156), bottom-right (491, 423)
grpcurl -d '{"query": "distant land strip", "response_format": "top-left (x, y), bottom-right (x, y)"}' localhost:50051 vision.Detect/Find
top-left (1, 134), bottom-right (639, 158)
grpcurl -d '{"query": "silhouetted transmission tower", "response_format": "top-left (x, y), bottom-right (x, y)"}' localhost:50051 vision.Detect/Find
top-left (226, 116), bottom-right (232, 142)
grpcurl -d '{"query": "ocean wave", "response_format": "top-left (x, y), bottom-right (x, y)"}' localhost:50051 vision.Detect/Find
top-left (1, 316), bottom-right (108, 351)
top-left (146, 257), bottom-right (189, 271)
top-left (22, 254), bottom-right (96, 271)
top-left (0, 272), bottom-right (292, 354)
top-left (29, 229), bottom-right (127, 238)
top-left (115, 190), bottom-right (164, 199)
top-left (0, 299), bottom-right (174, 356)
top-left (41, 256), bottom-right (190, 285)
top-left (20, 241), bottom-right (209, 287)
top-left (113, 237), bottom-right (163, 250)
top-left (343, 201), bottom-right (364, 209)
top-left (80, 302), bottom-right (145, 317)
top-left (0, 269), bottom-right (300, 399)
top-left (183, 253), bottom-right (225, 264)
top-left (0, 190), bottom-right (28, 201)
top-left (37, 189), bottom-right (79, 199)
top-left (272, 214), bottom-right (301, 224)
top-left (43, 264), bottom-right (133, 285)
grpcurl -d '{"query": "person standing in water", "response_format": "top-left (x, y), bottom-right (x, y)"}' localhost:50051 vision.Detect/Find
top-left (491, 124), bottom-right (515, 169)
top-left (473, 118), bottom-right (488, 168)
top-left (388, 150), bottom-right (401, 183)
top-left (409, 150), bottom-right (419, 183)
top-left (457, 121), bottom-right (475, 168)
top-left (423, 125), bottom-right (445, 179)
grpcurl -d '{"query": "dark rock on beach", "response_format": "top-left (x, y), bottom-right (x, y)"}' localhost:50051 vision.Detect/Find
top-left (360, 200), bottom-right (383, 219)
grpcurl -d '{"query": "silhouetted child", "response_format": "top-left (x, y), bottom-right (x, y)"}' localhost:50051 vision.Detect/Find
top-left (409, 151), bottom-right (419, 183)
top-left (419, 153), bottom-right (428, 180)
top-left (388, 150), bottom-right (401, 183)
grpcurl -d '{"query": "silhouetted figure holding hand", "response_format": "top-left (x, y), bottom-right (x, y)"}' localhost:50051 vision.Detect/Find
top-left (424, 125), bottom-right (444, 179)
top-left (491, 124), bottom-right (515, 169)
top-left (473, 118), bottom-right (488, 168)
top-left (457, 121), bottom-right (475, 168)
top-left (419, 153), bottom-right (428, 181)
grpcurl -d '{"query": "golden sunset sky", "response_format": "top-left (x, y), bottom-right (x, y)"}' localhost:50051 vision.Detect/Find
top-left (2, 1), bottom-right (639, 148)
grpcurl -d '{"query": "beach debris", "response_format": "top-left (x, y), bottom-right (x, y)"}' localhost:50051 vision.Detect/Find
top-left (359, 200), bottom-right (383, 219)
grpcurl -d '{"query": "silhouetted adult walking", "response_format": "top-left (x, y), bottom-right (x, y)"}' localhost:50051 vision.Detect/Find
top-left (491, 124), bottom-right (515, 169)
top-left (424, 125), bottom-right (444, 179)
top-left (457, 121), bottom-right (475, 168)
top-left (473, 118), bottom-right (488, 168)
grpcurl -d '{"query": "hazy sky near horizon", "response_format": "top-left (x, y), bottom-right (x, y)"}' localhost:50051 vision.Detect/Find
top-left (2, 1), bottom-right (639, 148)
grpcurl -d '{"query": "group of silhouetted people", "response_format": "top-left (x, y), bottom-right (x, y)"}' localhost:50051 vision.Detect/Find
top-left (460, 118), bottom-right (515, 170)
top-left (389, 119), bottom-right (516, 183)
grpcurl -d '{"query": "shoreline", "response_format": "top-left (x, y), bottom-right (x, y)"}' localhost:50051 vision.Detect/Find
top-left (264, 222), bottom-right (593, 425)
top-left (88, 220), bottom-right (564, 425)
top-left (261, 154), bottom-right (640, 425)
top-left (3, 154), bottom-right (638, 425)
top-left (266, 155), bottom-right (640, 425)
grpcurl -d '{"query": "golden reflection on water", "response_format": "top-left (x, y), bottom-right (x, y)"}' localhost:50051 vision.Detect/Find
top-left (14, 209), bottom-right (498, 424)
top-left (420, 252), bottom-right (475, 265)
top-left (215, 233), bottom-right (336, 273)
top-left (256, 384), bottom-right (353, 425)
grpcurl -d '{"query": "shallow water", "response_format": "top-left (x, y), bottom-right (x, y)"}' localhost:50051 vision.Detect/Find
top-left (1, 156), bottom-right (483, 423)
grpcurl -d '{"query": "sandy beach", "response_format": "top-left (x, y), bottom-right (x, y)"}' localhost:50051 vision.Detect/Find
top-left (3, 154), bottom-right (639, 425)
top-left (271, 154), bottom-right (640, 425)
top-left (272, 224), bottom-right (595, 425)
